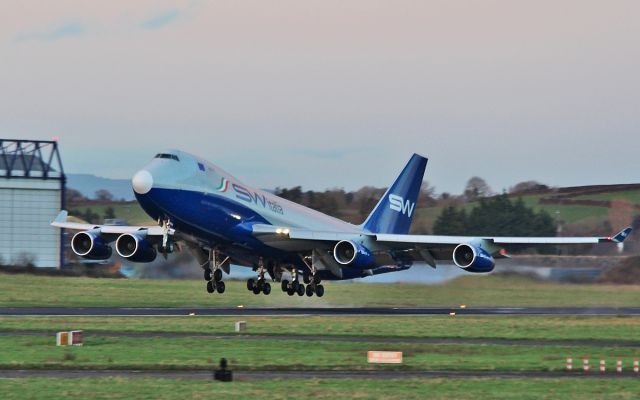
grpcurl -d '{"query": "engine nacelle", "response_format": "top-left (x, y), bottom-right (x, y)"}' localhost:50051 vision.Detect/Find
top-left (333, 240), bottom-right (375, 269)
top-left (115, 233), bottom-right (157, 263)
top-left (453, 244), bottom-right (495, 273)
top-left (71, 230), bottom-right (112, 260)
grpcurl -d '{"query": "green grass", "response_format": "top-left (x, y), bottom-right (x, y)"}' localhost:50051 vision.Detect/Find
top-left (0, 335), bottom-right (637, 372)
top-left (69, 202), bottom-right (154, 225)
top-left (1, 316), bottom-right (640, 342)
top-left (575, 190), bottom-right (640, 205)
top-left (2, 377), bottom-right (639, 400)
top-left (2, 272), bottom-right (639, 308)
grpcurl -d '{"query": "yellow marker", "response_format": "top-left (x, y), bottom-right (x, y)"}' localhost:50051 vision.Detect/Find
top-left (460, 305), bottom-right (466, 309)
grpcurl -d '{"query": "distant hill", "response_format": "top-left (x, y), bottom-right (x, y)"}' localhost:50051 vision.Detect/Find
top-left (67, 174), bottom-right (134, 201)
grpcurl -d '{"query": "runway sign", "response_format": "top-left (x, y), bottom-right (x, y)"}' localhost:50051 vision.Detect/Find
top-left (56, 330), bottom-right (83, 346)
top-left (367, 351), bottom-right (403, 364)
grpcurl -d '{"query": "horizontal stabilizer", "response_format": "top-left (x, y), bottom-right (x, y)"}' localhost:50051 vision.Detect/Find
top-left (610, 227), bottom-right (633, 243)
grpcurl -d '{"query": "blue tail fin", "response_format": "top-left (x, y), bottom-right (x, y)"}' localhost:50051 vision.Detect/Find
top-left (361, 154), bottom-right (428, 234)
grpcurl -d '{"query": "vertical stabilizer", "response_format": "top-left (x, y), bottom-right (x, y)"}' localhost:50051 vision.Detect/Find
top-left (361, 154), bottom-right (428, 234)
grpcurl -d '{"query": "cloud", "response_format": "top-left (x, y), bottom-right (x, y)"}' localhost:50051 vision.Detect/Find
top-left (141, 9), bottom-right (182, 30)
top-left (15, 20), bottom-right (86, 42)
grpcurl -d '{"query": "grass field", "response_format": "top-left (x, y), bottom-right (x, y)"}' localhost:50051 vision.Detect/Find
top-left (2, 377), bottom-right (639, 400)
top-left (2, 274), bottom-right (640, 399)
top-left (1, 316), bottom-right (639, 341)
top-left (2, 272), bottom-right (639, 308)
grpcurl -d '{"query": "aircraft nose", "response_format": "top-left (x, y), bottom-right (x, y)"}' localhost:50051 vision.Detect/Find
top-left (132, 170), bottom-right (153, 194)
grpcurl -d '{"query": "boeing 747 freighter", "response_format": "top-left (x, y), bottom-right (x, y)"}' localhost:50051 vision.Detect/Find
top-left (52, 151), bottom-right (631, 297)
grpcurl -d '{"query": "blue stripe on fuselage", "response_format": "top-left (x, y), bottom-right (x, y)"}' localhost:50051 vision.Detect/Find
top-left (135, 187), bottom-right (290, 258)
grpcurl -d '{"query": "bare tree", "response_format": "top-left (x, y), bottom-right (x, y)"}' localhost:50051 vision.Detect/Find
top-left (95, 189), bottom-right (114, 202)
top-left (464, 176), bottom-right (492, 201)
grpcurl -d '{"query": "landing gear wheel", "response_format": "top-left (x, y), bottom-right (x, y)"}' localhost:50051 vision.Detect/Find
top-left (281, 280), bottom-right (289, 292)
top-left (303, 274), bottom-right (311, 284)
top-left (296, 284), bottom-right (305, 296)
top-left (291, 280), bottom-right (299, 292)
top-left (216, 281), bottom-right (225, 294)
top-left (206, 280), bottom-right (215, 293)
top-left (213, 269), bottom-right (223, 282)
top-left (315, 284), bottom-right (324, 297)
top-left (287, 288), bottom-right (295, 296)
top-left (252, 286), bottom-right (261, 295)
top-left (305, 285), bottom-right (314, 297)
top-left (314, 276), bottom-right (321, 284)
top-left (263, 282), bottom-right (271, 295)
top-left (204, 268), bottom-right (212, 281)
top-left (247, 279), bottom-right (255, 291)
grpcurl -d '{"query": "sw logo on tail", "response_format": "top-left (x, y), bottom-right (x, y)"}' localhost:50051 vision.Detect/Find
top-left (388, 194), bottom-right (415, 217)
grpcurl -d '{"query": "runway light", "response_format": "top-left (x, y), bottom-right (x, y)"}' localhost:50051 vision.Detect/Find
top-left (283, 228), bottom-right (290, 235)
top-left (460, 305), bottom-right (466, 309)
top-left (449, 312), bottom-right (456, 316)
top-left (189, 312), bottom-right (196, 316)
top-left (237, 304), bottom-right (244, 308)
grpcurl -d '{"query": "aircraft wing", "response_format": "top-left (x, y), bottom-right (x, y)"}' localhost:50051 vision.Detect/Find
top-left (252, 223), bottom-right (632, 257)
top-left (375, 227), bottom-right (633, 247)
top-left (51, 210), bottom-right (172, 237)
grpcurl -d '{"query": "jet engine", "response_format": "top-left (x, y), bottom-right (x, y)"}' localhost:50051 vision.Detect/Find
top-left (452, 244), bottom-right (495, 273)
top-left (71, 230), bottom-right (112, 260)
top-left (333, 240), bottom-right (375, 269)
top-left (115, 233), bottom-right (157, 263)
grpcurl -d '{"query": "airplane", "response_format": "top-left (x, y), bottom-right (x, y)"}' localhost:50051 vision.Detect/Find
top-left (52, 151), bottom-right (632, 297)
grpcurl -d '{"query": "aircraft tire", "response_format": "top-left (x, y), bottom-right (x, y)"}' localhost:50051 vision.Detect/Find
top-left (296, 284), bottom-right (305, 296)
top-left (281, 280), bottom-right (289, 292)
top-left (263, 282), bottom-right (271, 295)
top-left (305, 285), bottom-right (314, 297)
top-left (247, 279), bottom-right (255, 291)
top-left (213, 269), bottom-right (223, 282)
top-left (315, 284), bottom-right (324, 297)
top-left (291, 280), bottom-right (299, 292)
top-left (216, 281), bottom-right (225, 294)
top-left (287, 288), bottom-right (295, 296)
top-left (204, 269), bottom-right (212, 281)
top-left (303, 274), bottom-right (311, 284)
top-left (252, 286), bottom-right (261, 295)
top-left (206, 281), bottom-right (215, 294)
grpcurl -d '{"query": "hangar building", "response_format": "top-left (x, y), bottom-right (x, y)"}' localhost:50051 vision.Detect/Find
top-left (0, 139), bottom-right (65, 268)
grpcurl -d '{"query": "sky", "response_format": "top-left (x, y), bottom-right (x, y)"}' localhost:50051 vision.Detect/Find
top-left (2, 1), bottom-right (639, 194)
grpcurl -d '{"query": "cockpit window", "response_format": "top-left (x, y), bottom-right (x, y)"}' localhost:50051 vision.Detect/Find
top-left (155, 153), bottom-right (180, 161)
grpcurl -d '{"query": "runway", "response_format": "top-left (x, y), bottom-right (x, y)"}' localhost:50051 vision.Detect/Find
top-left (1, 369), bottom-right (639, 380)
top-left (1, 307), bottom-right (640, 316)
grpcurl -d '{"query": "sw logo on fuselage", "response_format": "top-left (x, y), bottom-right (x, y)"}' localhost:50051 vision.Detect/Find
top-left (233, 183), bottom-right (284, 215)
top-left (388, 194), bottom-right (415, 217)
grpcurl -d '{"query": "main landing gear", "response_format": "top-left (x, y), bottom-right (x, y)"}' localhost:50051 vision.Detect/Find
top-left (281, 270), bottom-right (324, 297)
top-left (246, 260), bottom-right (271, 295)
top-left (204, 249), bottom-right (228, 294)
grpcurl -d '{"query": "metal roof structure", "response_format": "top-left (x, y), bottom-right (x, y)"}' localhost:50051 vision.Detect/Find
top-left (0, 139), bottom-right (65, 180)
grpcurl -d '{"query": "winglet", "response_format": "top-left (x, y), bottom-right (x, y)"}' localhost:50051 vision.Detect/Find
top-left (53, 210), bottom-right (68, 224)
top-left (610, 227), bottom-right (633, 243)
